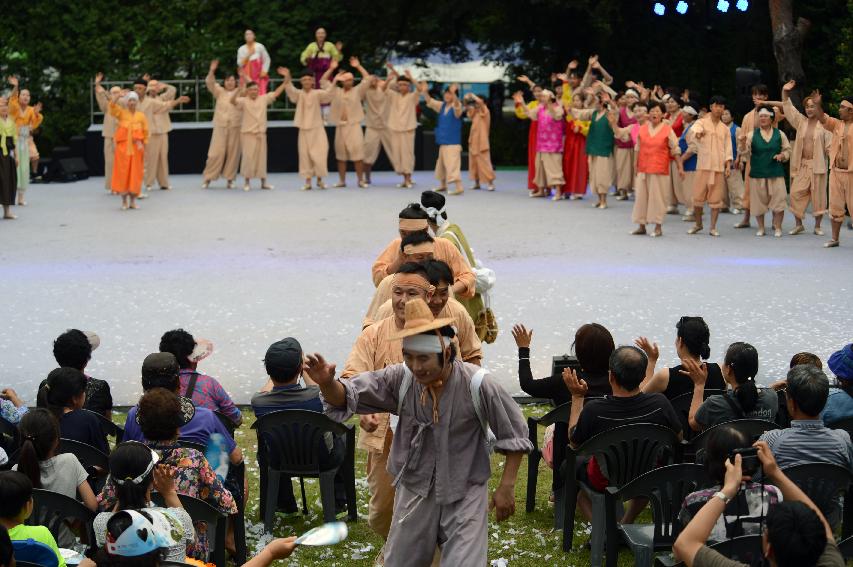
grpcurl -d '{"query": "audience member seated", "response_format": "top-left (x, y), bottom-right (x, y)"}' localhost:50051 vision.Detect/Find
top-left (159, 329), bottom-right (242, 426)
top-left (251, 338), bottom-right (347, 513)
top-left (771, 352), bottom-right (823, 428)
top-left (14, 408), bottom-right (98, 546)
top-left (678, 424), bottom-right (781, 542)
top-left (674, 441), bottom-right (844, 567)
top-left (566, 345), bottom-right (682, 523)
top-left (0, 387), bottom-right (27, 424)
top-left (50, 330), bottom-right (113, 419)
top-left (689, 342), bottom-right (778, 431)
top-left (761, 365), bottom-right (853, 469)
top-left (122, 353), bottom-right (242, 466)
top-left (79, 512), bottom-right (296, 567)
top-left (514, 322), bottom-right (615, 405)
top-left (95, 442), bottom-right (194, 562)
top-left (639, 316), bottom-right (725, 399)
top-left (0, 471), bottom-right (66, 567)
top-left (37, 367), bottom-right (109, 454)
top-left (99, 388), bottom-right (236, 559)
top-left (821, 343), bottom-right (853, 426)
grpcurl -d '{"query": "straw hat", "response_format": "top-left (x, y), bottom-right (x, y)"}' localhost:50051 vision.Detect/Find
top-left (389, 299), bottom-right (454, 340)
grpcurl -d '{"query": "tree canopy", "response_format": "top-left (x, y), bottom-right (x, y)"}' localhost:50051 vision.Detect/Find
top-left (1, 0), bottom-right (850, 154)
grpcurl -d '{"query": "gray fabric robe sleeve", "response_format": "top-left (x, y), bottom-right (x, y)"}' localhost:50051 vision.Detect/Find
top-left (478, 372), bottom-right (534, 454)
top-left (322, 365), bottom-right (404, 422)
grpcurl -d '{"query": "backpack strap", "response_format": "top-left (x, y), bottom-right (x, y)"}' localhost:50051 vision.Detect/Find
top-left (183, 371), bottom-right (200, 399)
top-left (470, 368), bottom-right (497, 451)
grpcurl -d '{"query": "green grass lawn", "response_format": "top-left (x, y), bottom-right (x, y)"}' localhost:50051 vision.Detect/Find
top-left (116, 406), bottom-right (644, 566)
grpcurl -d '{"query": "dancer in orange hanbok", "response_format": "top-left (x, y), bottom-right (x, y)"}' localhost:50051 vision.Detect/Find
top-left (109, 91), bottom-right (148, 210)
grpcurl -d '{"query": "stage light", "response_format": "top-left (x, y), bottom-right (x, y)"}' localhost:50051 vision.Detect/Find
top-left (717, 0), bottom-right (730, 12)
top-left (676, 1), bottom-right (688, 14)
top-left (653, 2), bottom-right (666, 16)
top-left (736, 0), bottom-right (748, 10)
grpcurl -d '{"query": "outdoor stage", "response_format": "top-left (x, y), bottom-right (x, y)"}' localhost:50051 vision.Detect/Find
top-left (1, 170), bottom-right (849, 405)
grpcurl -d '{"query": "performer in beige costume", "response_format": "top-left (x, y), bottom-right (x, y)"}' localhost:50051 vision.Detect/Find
top-left (815, 93), bottom-right (853, 248)
top-left (419, 82), bottom-right (464, 195)
top-left (283, 64), bottom-right (336, 190)
top-left (202, 60), bottom-right (242, 189)
top-left (720, 108), bottom-right (745, 214)
top-left (139, 79), bottom-right (189, 192)
top-left (324, 57), bottom-right (370, 188)
top-left (384, 63), bottom-right (420, 188)
top-left (676, 104), bottom-right (699, 222)
top-left (231, 67), bottom-right (289, 191)
top-left (464, 93), bottom-right (496, 190)
top-left (772, 80), bottom-right (831, 236)
top-left (350, 60), bottom-right (394, 185)
top-left (687, 96), bottom-right (733, 237)
top-left (93, 73), bottom-right (121, 193)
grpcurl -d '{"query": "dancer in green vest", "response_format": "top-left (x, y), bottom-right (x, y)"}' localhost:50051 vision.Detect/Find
top-left (741, 106), bottom-right (791, 237)
top-left (570, 91), bottom-right (617, 209)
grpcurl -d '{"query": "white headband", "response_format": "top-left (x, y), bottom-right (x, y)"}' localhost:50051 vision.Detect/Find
top-left (757, 108), bottom-right (774, 117)
top-left (662, 94), bottom-right (673, 102)
top-left (402, 334), bottom-right (445, 354)
top-left (682, 106), bottom-right (698, 116)
top-left (625, 89), bottom-right (639, 98)
top-left (422, 205), bottom-right (446, 227)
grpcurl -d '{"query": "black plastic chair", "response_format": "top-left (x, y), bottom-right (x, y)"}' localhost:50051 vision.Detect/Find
top-left (656, 534), bottom-right (764, 567)
top-left (214, 410), bottom-right (238, 438)
top-left (839, 535), bottom-right (853, 559)
top-left (682, 419), bottom-right (779, 463)
top-left (152, 492), bottom-right (227, 567)
top-left (828, 417), bottom-right (853, 440)
top-left (561, 423), bottom-right (680, 566)
top-left (82, 408), bottom-right (123, 444)
top-left (604, 464), bottom-right (712, 567)
top-left (0, 415), bottom-right (20, 455)
top-left (226, 460), bottom-right (247, 565)
top-left (525, 402), bottom-right (571, 520)
top-left (668, 389), bottom-right (724, 443)
top-left (27, 488), bottom-right (96, 556)
top-left (58, 438), bottom-right (110, 493)
top-left (781, 462), bottom-right (853, 537)
top-left (252, 409), bottom-right (357, 532)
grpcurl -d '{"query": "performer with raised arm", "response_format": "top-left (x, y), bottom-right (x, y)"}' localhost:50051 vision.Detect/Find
top-left (515, 74), bottom-right (542, 192)
top-left (686, 96), bottom-right (733, 237)
top-left (108, 89), bottom-right (148, 210)
top-left (814, 92), bottom-right (853, 248)
top-left (419, 82), bottom-right (465, 195)
top-left (614, 88), bottom-right (640, 201)
top-left (776, 80), bottom-right (831, 236)
top-left (202, 60), bottom-right (242, 189)
top-left (139, 79), bottom-right (189, 192)
top-left (384, 63), bottom-right (420, 189)
top-left (231, 67), bottom-right (289, 191)
top-left (94, 73), bottom-right (121, 193)
top-left (325, 57), bottom-right (370, 188)
top-left (464, 92), bottom-right (496, 191)
top-left (237, 29), bottom-right (271, 95)
top-left (513, 88), bottom-right (565, 200)
top-left (7, 76), bottom-right (42, 206)
top-left (740, 105), bottom-right (791, 237)
top-left (351, 59), bottom-right (392, 186)
top-left (720, 108), bottom-right (745, 214)
top-left (284, 62), bottom-right (336, 190)
top-left (0, 97), bottom-right (18, 219)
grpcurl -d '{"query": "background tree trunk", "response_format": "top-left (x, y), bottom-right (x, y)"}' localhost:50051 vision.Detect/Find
top-left (769, 0), bottom-right (811, 108)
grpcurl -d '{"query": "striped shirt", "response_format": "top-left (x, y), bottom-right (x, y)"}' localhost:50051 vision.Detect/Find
top-left (760, 420), bottom-right (853, 470)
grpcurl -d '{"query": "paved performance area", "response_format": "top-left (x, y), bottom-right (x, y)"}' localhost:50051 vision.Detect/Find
top-left (1, 170), bottom-right (850, 404)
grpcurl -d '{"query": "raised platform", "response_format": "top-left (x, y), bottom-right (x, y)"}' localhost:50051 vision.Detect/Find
top-left (84, 121), bottom-right (435, 175)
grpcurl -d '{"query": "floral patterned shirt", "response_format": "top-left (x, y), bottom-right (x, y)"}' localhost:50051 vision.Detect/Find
top-left (97, 442), bottom-right (236, 559)
top-left (0, 399), bottom-right (27, 424)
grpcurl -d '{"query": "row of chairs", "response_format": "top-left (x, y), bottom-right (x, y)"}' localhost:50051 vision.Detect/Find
top-left (525, 394), bottom-right (853, 567)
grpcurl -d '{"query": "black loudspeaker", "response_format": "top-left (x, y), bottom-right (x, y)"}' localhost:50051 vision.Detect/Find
top-left (49, 157), bottom-right (89, 182)
top-left (68, 135), bottom-right (87, 159)
top-left (735, 67), bottom-right (763, 120)
top-left (551, 354), bottom-right (581, 379)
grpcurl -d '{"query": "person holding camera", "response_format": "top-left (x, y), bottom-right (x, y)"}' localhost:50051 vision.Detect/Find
top-left (678, 424), bottom-right (782, 543)
top-left (674, 439), bottom-right (844, 567)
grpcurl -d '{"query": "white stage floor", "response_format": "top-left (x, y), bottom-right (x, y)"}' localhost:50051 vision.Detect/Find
top-left (1, 170), bottom-right (850, 404)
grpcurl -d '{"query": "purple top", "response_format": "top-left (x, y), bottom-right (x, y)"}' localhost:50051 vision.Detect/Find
top-left (535, 106), bottom-right (565, 153)
top-left (122, 405), bottom-right (237, 455)
top-left (615, 106), bottom-right (638, 149)
top-left (179, 370), bottom-right (242, 425)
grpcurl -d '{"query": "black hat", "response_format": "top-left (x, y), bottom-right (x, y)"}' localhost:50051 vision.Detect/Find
top-left (141, 352), bottom-right (179, 390)
top-left (264, 338), bottom-right (303, 381)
